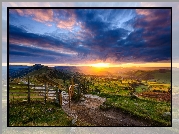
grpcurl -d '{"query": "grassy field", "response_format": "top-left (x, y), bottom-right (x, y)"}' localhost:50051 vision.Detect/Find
top-left (135, 85), bottom-right (148, 93)
top-left (88, 78), bottom-right (171, 126)
top-left (99, 93), bottom-right (171, 126)
top-left (8, 68), bottom-right (171, 126)
top-left (9, 101), bottom-right (72, 126)
top-left (152, 71), bottom-right (171, 83)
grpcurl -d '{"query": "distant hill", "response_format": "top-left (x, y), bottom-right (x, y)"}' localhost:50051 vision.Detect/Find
top-left (9, 64), bottom-right (44, 79)
top-left (123, 69), bottom-right (171, 83)
top-left (8, 64), bottom-right (171, 85)
top-left (54, 66), bottom-right (80, 73)
top-left (9, 64), bottom-right (78, 86)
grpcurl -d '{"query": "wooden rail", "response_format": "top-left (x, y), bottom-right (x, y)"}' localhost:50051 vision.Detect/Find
top-left (9, 80), bottom-right (62, 106)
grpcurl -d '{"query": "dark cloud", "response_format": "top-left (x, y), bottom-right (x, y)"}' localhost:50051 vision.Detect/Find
top-left (134, 9), bottom-right (171, 48)
top-left (9, 9), bottom-right (171, 64)
top-left (9, 25), bottom-right (66, 47)
top-left (10, 54), bottom-right (56, 63)
top-left (110, 9), bottom-right (171, 62)
top-left (9, 44), bottom-right (72, 57)
top-left (9, 44), bottom-right (74, 63)
top-left (9, 24), bottom-right (91, 57)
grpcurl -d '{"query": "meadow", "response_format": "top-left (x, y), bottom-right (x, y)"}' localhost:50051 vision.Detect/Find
top-left (9, 101), bottom-right (73, 126)
top-left (8, 66), bottom-right (171, 126)
top-left (86, 71), bottom-right (171, 126)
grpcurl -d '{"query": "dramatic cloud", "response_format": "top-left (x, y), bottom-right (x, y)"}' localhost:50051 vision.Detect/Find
top-left (9, 8), bottom-right (171, 64)
top-left (10, 9), bottom-right (53, 23)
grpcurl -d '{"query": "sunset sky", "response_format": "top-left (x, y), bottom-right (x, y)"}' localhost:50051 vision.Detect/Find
top-left (9, 8), bottom-right (171, 67)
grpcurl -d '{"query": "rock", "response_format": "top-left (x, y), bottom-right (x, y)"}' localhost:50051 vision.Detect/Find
top-left (72, 118), bottom-right (77, 125)
top-left (163, 112), bottom-right (171, 117)
top-left (80, 98), bottom-right (85, 101)
top-left (78, 103), bottom-right (85, 106)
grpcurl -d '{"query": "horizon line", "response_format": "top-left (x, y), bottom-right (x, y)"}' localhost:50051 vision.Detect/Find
top-left (4, 62), bottom-right (174, 68)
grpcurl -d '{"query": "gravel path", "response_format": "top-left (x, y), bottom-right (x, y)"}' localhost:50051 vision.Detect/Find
top-left (62, 94), bottom-right (152, 126)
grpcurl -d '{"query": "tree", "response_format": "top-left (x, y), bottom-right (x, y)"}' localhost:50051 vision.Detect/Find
top-left (128, 82), bottom-right (139, 97)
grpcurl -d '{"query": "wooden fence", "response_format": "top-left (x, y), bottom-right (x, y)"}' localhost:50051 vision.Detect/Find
top-left (9, 77), bottom-right (81, 109)
top-left (9, 82), bottom-right (61, 105)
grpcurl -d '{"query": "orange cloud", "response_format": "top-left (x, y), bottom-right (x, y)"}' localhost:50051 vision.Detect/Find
top-left (57, 19), bottom-right (76, 29)
top-left (136, 9), bottom-right (158, 22)
top-left (136, 9), bottom-right (171, 22)
top-left (12, 9), bottom-right (78, 30)
top-left (13, 9), bottom-right (53, 23)
top-left (136, 9), bottom-right (151, 16)
top-left (56, 10), bottom-right (76, 30)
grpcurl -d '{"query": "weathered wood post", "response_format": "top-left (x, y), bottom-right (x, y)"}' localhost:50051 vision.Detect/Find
top-left (46, 83), bottom-right (49, 102)
top-left (58, 85), bottom-right (62, 107)
top-left (60, 92), bottom-right (62, 106)
top-left (68, 85), bottom-right (71, 109)
top-left (45, 82), bottom-right (47, 104)
top-left (77, 85), bottom-right (80, 101)
top-left (71, 76), bottom-right (74, 97)
top-left (28, 76), bottom-right (30, 103)
top-left (55, 87), bottom-right (58, 104)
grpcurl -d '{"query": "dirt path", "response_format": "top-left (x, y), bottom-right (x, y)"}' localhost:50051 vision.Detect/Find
top-left (62, 94), bottom-right (152, 126)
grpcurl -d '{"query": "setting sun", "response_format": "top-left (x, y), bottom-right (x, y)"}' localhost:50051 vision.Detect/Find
top-left (91, 63), bottom-right (110, 68)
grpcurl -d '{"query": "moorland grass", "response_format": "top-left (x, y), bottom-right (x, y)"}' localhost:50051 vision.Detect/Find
top-left (9, 101), bottom-right (72, 126)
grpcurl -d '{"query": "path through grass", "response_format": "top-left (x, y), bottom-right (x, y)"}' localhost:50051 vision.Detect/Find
top-left (99, 93), bottom-right (171, 126)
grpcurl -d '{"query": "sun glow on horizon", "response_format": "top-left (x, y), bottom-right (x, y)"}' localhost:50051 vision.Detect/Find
top-left (90, 63), bottom-right (110, 68)
top-left (7, 62), bottom-right (173, 68)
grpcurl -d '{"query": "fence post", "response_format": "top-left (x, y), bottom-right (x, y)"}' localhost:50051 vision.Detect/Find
top-left (60, 93), bottom-right (62, 106)
top-left (28, 76), bottom-right (30, 103)
top-left (46, 83), bottom-right (48, 102)
top-left (68, 86), bottom-right (71, 108)
top-left (77, 86), bottom-right (80, 101)
top-left (58, 89), bottom-right (62, 107)
top-left (45, 82), bottom-right (47, 104)
top-left (56, 88), bottom-right (58, 104)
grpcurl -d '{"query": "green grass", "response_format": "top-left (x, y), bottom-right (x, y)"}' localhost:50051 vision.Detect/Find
top-left (89, 79), bottom-right (171, 126)
top-left (9, 101), bottom-right (72, 126)
top-left (89, 80), bottom-right (130, 96)
top-left (135, 85), bottom-right (148, 93)
top-left (88, 80), bottom-right (171, 126)
top-left (152, 71), bottom-right (171, 83)
top-left (98, 93), bottom-right (171, 126)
